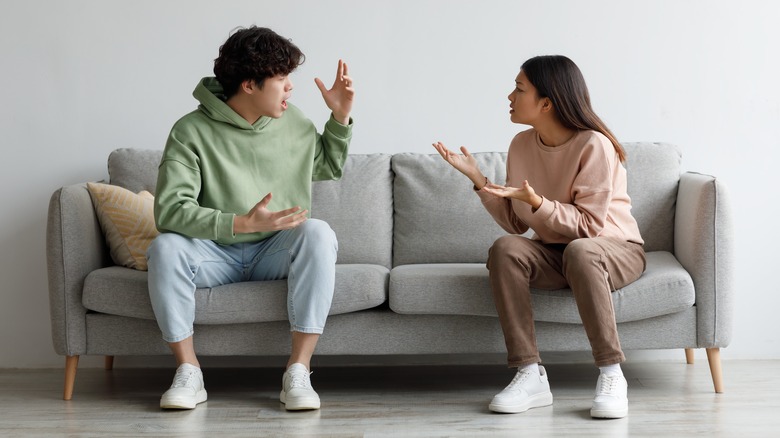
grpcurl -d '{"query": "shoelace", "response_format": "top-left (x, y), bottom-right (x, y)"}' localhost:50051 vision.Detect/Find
top-left (288, 370), bottom-right (312, 389)
top-left (505, 370), bottom-right (533, 390)
top-left (596, 375), bottom-right (620, 395)
top-left (171, 369), bottom-right (196, 388)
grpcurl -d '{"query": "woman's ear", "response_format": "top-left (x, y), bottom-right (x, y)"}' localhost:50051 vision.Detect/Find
top-left (540, 97), bottom-right (553, 113)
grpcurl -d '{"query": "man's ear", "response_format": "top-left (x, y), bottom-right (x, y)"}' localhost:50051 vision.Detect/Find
top-left (241, 80), bottom-right (257, 94)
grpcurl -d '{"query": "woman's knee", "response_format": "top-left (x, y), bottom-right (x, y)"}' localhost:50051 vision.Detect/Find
top-left (488, 235), bottom-right (534, 268)
top-left (563, 238), bottom-right (602, 260)
top-left (562, 238), bottom-right (603, 275)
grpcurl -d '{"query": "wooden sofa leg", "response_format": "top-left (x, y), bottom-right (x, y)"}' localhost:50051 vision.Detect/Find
top-left (706, 348), bottom-right (724, 393)
top-left (64, 355), bottom-right (79, 400)
top-left (685, 348), bottom-right (695, 364)
top-left (105, 356), bottom-right (114, 370)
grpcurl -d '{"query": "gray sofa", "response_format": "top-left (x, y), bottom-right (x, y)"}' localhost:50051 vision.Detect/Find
top-left (47, 143), bottom-right (733, 400)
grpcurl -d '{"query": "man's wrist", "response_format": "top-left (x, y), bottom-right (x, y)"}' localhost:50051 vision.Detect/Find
top-left (233, 214), bottom-right (245, 234)
top-left (333, 112), bottom-right (350, 125)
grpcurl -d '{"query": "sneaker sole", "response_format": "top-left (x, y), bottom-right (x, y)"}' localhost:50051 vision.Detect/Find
top-left (280, 391), bottom-right (320, 410)
top-left (489, 391), bottom-right (553, 414)
top-left (160, 390), bottom-right (207, 409)
top-left (591, 407), bottom-right (628, 419)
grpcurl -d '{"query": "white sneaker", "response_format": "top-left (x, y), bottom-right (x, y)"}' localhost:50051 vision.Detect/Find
top-left (590, 373), bottom-right (628, 419)
top-left (489, 365), bottom-right (553, 413)
top-left (280, 363), bottom-right (320, 410)
top-left (160, 363), bottom-right (207, 409)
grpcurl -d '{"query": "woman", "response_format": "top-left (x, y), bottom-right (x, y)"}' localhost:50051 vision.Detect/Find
top-left (433, 55), bottom-right (645, 419)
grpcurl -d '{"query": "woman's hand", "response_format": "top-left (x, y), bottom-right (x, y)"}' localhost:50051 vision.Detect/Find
top-left (315, 59), bottom-right (354, 125)
top-left (482, 180), bottom-right (543, 209)
top-left (432, 142), bottom-right (486, 187)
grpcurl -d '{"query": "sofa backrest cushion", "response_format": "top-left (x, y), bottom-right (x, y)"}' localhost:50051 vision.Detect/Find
top-left (312, 154), bottom-right (393, 268)
top-left (392, 152), bottom-right (509, 266)
top-left (107, 149), bottom-right (393, 268)
top-left (108, 148), bottom-right (163, 195)
top-left (391, 143), bottom-right (680, 265)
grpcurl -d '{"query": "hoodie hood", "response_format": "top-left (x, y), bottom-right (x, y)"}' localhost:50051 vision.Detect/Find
top-left (192, 77), bottom-right (271, 131)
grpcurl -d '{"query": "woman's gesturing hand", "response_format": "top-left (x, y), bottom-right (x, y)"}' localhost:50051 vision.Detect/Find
top-left (432, 142), bottom-right (486, 188)
top-left (482, 180), bottom-right (543, 209)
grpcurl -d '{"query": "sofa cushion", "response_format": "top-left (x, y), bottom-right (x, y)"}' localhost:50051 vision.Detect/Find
top-left (108, 148), bottom-right (163, 194)
top-left (388, 251), bottom-right (694, 324)
top-left (312, 154), bottom-right (393, 268)
top-left (86, 182), bottom-right (159, 271)
top-left (83, 264), bottom-right (389, 324)
top-left (392, 152), bottom-right (508, 266)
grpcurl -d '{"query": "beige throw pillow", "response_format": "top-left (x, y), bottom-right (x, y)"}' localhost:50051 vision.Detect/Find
top-left (86, 182), bottom-right (159, 271)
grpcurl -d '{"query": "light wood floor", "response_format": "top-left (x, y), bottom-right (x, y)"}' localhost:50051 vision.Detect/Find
top-left (0, 359), bottom-right (777, 437)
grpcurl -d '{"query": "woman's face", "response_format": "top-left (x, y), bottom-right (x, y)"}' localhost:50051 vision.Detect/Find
top-left (507, 70), bottom-right (545, 125)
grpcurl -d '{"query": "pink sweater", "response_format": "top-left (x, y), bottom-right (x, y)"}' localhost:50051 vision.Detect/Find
top-left (477, 129), bottom-right (643, 245)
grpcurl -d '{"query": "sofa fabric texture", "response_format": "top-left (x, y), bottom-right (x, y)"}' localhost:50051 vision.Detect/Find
top-left (47, 143), bottom-right (733, 362)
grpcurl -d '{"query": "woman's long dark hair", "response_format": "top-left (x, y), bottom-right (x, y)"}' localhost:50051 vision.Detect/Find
top-left (522, 55), bottom-right (626, 162)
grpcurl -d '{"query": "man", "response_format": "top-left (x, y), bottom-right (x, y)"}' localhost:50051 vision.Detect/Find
top-left (147, 26), bottom-right (354, 411)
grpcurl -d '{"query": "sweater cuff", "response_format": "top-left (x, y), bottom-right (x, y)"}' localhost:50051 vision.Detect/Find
top-left (326, 114), bottom-right (353, 138)
top-left (534, 196), bottom-right (555, 219)
top-left (218, 212), bottom-right (236, 240)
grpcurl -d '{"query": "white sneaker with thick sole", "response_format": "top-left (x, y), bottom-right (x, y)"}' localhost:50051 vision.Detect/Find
top-left (590, 373), bottom-right (628, 419)
top-left (160, 363), bottom-right (207, 409)
top-left (489, 365), bottom-right (553, 413)
top-left (280, 363), bottom-right (321, 410)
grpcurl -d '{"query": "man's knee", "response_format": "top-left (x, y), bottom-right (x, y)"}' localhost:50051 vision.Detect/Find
top-left (146, 233), bottom-right (185, 259)
top-left (147, 233), bottom-right (191, 264)
top-left (298, 219), bottom-right (338, 253)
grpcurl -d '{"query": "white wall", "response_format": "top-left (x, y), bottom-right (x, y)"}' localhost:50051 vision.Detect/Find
top-left (1, 0), bottom-right (778, 368)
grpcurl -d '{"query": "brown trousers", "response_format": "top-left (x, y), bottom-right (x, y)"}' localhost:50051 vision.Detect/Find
top-left (487, 236), bottom-right (646, 367)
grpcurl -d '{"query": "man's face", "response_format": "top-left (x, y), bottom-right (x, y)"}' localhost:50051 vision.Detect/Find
top-left (251, 74), bottom-right (293, 119)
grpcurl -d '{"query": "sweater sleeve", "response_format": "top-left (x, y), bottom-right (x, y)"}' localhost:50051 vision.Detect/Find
top-left (475, 149), bottom-right (529, 235)
top-left (477, 189), bottom-right (530, 235)
top-left (154, 135), bottom-right (234, 241)
top-left (312, 114), bottom-right (353, 181)
top-left (532, 143), bottom-right (613, 240)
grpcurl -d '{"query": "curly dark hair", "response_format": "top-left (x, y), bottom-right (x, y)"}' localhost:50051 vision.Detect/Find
top-left (214, 26), bottom-right (304, 98)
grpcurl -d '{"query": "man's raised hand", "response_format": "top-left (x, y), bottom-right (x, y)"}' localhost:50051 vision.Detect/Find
top-left (315, 59), bottom-right (354, 125)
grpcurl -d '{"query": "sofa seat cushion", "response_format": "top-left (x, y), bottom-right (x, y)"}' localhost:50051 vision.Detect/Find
top-left (83, 264), bottom-right (389, 324)
top-left (388, 251), bottom-right (694, 324)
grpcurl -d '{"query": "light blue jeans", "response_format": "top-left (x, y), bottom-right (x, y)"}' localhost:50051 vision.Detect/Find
top-left (147, 219), bottom-right (338, 343)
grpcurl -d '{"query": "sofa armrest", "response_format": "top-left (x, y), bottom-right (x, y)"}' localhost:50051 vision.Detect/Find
top-left (674, 172), bottom-right (734, 348)
top-left (47, 183), bottom-right (109, 356)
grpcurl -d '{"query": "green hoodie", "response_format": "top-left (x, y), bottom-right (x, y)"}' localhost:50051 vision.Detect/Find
top-left (154, 77), bottom-right (352, 244)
